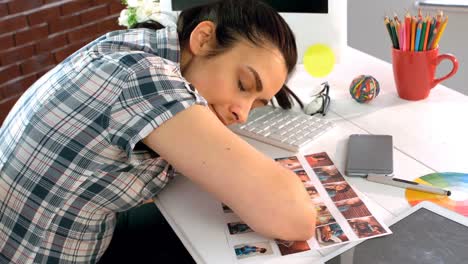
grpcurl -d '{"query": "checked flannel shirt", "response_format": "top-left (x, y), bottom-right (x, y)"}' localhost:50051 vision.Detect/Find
top-left (0, 27), bottom-right (206, 263)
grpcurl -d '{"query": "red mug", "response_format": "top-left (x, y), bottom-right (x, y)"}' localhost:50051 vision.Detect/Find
top-left (392, 48), bottom-right (458, 100)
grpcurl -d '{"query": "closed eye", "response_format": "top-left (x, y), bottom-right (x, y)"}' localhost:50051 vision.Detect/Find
top-left (238, 80), bottom-right (246, 91)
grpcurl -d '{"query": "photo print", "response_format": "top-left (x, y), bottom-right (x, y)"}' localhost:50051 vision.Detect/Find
top-left (227, 221), bottom-right (253, 235)
top-left (234, 241), bottom-right (273, 260)
top-left (316, 223), bottom-right (349, 247)
top-left (348, 216), bottom-right (388, 238)
top-left (275, 240), bottom-right (310, 256)
top-left (334, 197), bottom-right (371, 219)
top-left (275, 156), bottom-right (303, 171)
top-left (294, 169), bottom-right (311, 183)
top-left (315, 203), bottom-right (336, 226)
top-left (313, 165), bottom-right (345, 184)
top-left (304, 152), bottom-right (333, 168)
top-left (304, 182), bottom-right (320, 199)
top-left (323, 181), bottom-right (358, 202)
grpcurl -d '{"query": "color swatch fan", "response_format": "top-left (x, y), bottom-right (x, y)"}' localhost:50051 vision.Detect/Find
top-left (405, 172), bottom-right (468, 216)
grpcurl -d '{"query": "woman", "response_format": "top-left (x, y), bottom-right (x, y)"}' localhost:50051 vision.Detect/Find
top-left (0, 0), bottom-right (316, 263)
top-left (235, 245), bottom-right (267, 257)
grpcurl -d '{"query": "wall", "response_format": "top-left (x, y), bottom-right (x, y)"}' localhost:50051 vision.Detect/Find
top-left (0, 0), bottom-right (125, 124)
top-left (348, 0), bottom-right (468, 95)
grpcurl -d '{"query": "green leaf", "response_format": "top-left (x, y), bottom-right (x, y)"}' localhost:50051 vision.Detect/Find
top-left (127, 8), bottom-right (137, 28)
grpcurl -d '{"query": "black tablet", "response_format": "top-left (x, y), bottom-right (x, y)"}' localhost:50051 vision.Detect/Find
top-left (321, 202), bottom-right (468, 264)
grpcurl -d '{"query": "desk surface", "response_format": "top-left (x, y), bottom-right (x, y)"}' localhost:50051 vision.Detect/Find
top-left (155, 47), bottom-right (468, 263)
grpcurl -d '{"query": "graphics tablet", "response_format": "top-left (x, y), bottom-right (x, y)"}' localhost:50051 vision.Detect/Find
top-left (321, 201), bottom-right (468, 264)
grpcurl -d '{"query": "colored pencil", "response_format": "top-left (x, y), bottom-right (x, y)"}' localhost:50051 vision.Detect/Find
top-left (405, 12), bottom-right (411, 51)
top-left (415, 21), bottom-right (422, 51)
top-left (427, 28), bottom-right (438, 50)
top-left (426, 17), bottom-right (436, 50)
top-left (390, 20), bottom-right (399, 49)
top-left (432, 15), bottom-right (448, 49)
top-left (384, 16), bottom-right (397, 48)
top-left (422, 16), bottom-right (431, 51)
top-left (400, 24), bottom-right (406, 51)
top-left (418, 17), bottom-right (427, 51)
top-left (410, 16), bottom-right (416, 51)
top-left (384, 10), bottom-right (448, 52)
top-left (428, 14), bottom-right (442, 50)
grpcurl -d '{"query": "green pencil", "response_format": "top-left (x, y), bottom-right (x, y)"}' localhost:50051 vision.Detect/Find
top-left (385, 17), bottom-right (397, 48)
top-left (390, 20), bottom-right (399, 49)
top-left (419, 18), bottom-right (427, 51)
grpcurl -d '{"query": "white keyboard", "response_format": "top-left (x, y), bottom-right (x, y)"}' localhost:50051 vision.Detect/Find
top-left (229, 106), bottom-right (334, 151)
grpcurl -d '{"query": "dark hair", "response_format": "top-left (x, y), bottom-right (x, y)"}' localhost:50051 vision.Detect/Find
top-left (259, 248), bottom-right (267, 253)
top-left (178, 0), bottom-right (301, 109)
top-left (136, 0), bottom-right (303, 109)
top-left (133, 20), bottom-right (164, 30)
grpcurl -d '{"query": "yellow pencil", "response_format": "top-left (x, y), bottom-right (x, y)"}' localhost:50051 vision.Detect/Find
top-left (394, 13), bottom-right (401, 32)
top-left (432, 15), bottom-right (448, 49)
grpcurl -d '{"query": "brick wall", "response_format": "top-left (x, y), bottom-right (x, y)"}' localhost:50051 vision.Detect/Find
top-left (0, 0), bottom-right (125, 125)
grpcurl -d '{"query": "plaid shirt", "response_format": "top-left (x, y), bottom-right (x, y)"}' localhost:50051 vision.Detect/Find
top-left (0, 28), bottom-right (207, 263)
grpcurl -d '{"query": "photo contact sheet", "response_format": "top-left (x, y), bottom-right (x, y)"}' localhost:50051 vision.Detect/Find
top-left (221, 152), bottom-right (391, 263)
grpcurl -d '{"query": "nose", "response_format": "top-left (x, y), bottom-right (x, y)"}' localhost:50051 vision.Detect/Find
top-left (230, 104), bottom-right (250, 124)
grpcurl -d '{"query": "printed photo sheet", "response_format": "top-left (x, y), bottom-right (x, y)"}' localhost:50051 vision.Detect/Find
top-left (220, 152), bottom-right (392, 263)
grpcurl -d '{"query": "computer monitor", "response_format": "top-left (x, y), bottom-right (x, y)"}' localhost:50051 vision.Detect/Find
top-left (160, 0), bottom-right (347, 64)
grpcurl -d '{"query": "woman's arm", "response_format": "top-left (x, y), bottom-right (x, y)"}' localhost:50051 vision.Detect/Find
top-left (143, 105), bottom-right (316, 241)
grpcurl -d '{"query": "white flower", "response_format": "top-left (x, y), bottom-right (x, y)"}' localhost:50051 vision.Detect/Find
top-left (118, 9), bottom-right (129, 27)
top-left (135, 0), bottom-right (160, 22)
top-left (127, 0), bottom-right (142, 8)
top-left (118, 0), bottom-right (172, 28)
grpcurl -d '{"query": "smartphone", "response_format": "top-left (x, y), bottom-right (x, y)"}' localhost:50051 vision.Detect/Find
top-left (345, 134), bottom-right (393, 177)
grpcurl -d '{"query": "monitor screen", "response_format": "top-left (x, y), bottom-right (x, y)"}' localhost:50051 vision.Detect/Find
top-left (161, 0), bottom-right (346, 65)
top-left (171, 0), bottom-right (328, 13)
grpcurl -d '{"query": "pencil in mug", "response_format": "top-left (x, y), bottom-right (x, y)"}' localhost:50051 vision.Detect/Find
top-left (393, 13), bottom-right (401, 32)
top-left (393, 16), bottom-right (401, 49)
top-left (414, 19), bottom-right (422, 51)
top-left (428, 10), bottom-right (443, 49)
top-left (410, 16), bottom-right (417, 51)
top-left (432, 15), bottom-right (448, 49)
top-left (426, 17), bottom-right (436, 50)
top-left (384, 16), bottom-right (397, 49)
top-left (427, 13), bottom-right (441, 50)
top-left (422, 15), bottom-right (431, 51)
top-left (418, 16), bottom-right (428, 51)
top-left (404, 11), bottom-right (411, 51)
top-left (393, 21), bottom-right (400, 49)
top-left (399, 23), bottom-right (406, 51)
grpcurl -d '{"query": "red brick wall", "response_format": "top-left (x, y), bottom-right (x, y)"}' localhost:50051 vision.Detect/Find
top-left (0, 0), bottom-right (125, 125)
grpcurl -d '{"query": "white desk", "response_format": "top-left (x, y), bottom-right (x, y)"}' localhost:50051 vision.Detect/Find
top-left (155, 47), bottom-right (468, 263)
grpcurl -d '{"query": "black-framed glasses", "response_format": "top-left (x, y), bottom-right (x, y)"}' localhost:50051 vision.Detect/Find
top-left (308, 82), bottom-right (330, 116)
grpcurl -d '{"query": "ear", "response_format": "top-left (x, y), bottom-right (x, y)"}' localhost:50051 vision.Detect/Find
top-left (188, 21), bottom-right (217, 56)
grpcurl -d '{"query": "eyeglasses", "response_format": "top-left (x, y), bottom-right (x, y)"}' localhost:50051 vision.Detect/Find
top-left (306, 82), bottom-right (331, 116)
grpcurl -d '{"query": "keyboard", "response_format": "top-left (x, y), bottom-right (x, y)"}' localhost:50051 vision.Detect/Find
top-left (229, 106), bottom-right (334, 151)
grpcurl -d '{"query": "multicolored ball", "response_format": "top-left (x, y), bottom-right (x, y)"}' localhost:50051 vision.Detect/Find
top-left (349, 75), bottom-right (380, 103)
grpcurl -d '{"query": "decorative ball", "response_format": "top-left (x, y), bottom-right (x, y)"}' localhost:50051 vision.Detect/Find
top-left (349, 75), bottom-right (380, 103)
top-left (303, 44), bottom-right (335, 78)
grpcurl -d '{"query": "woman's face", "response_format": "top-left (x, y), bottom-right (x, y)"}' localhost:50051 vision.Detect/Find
top-left (335, 184), bottom-right (347, 191)
top-left (181, 22), bottom-right (288, 126)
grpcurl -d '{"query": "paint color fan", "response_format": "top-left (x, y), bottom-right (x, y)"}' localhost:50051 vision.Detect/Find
top-left (405, 172), bottom-right (468, 216)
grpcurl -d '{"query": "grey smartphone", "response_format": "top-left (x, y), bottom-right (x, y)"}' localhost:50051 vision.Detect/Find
top-left (345, 134), bottom-right (393, 177)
